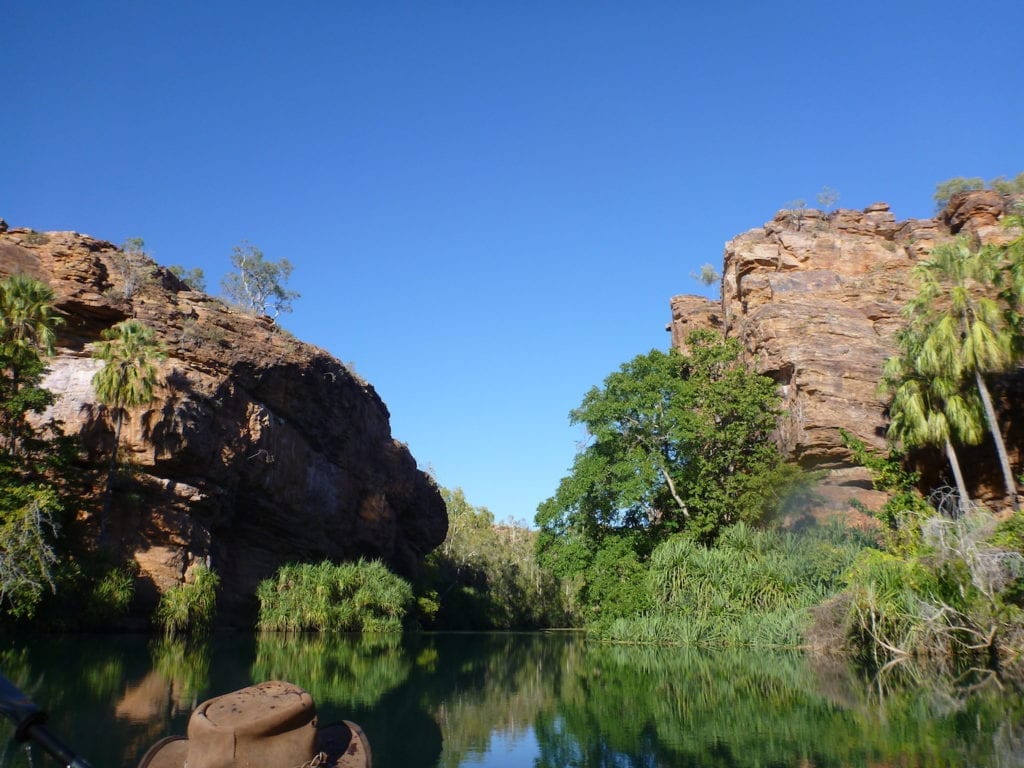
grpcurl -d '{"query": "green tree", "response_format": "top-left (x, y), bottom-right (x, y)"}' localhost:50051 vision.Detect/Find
top-left (424, 486), bottom-right (566, 629)
top-left (91, 320), bottom-right (165, 523)
top-left (0, 483), bottom-right (61, 617)
top-left (0, 274), bottom-right (61, 356)
top-left (537, 332), bottom-right (794, 580)
top-left (880, 326), bottom-right (984, 511)
top-left (221, 242), bottom-right (299, 318)
top-left (933, 177), bottom-right (985, 211)
top-left (0, 275), bottom-right (63, 458)
top-left (995, 213), bottom-right (1024, 344)
top-left (816, 185), bottom-right (840, 211)
top-left (907, 237), bottom-right (1019, 509)
top-left (690, 263), bottom-right (721, 287)
top-left (113, 238), bottom-right (155, 299)
top-left (0, 275), bottom-right (65, 618)
top-left (989, 171), bottom-right (1024, 197)
top-left (168, 264), bottom-right (207, 292)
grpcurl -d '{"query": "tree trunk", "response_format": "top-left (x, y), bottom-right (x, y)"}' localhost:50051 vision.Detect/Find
top-left (944, 438), bottom-right (971, 517)
top-left (974, 371), bottom-right (1020, 511)
top-left (659, 466), bottom-right (689, 519)
top-left (100, 409), bottom-right (124, 547)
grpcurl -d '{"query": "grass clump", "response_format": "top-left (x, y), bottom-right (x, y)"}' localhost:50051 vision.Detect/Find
top-left (591, 522), bottom-right (869, 647)
top-left (155, 564), bottom-right (219, 637)
top-left (85, 563), bottom-right (136, 624)
top-left (256, 559), bottom-right (412, 632)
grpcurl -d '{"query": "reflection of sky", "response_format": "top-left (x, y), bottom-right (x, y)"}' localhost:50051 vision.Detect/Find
top-left (459, 727), bottom-right (540, 768)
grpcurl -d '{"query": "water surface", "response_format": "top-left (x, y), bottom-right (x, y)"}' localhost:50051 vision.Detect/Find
top-left (1, 632), bottom-right (1020, 767)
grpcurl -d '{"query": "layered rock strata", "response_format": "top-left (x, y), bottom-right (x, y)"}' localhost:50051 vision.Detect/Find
top-left (0, 227), bottom-right (447, 620)
top-left (668, 192), bottom-right (1024, 513)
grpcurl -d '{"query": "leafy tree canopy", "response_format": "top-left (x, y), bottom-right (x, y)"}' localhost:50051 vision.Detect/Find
top-left (221, 242), bottom-right (299, 318)
top-left (536, 331), bottom-right (797, 580)
top-left (933, 172), bottom-right (1024, 211)
top-left (168, 264), bottom-right (207, 292)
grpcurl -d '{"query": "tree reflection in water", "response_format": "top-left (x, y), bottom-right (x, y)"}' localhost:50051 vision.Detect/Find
top-left (1, 633), bottom-right (1023, 768)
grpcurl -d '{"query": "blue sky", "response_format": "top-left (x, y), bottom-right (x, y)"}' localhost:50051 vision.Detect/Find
top-left (4, 2), bottom-right (1023, 524)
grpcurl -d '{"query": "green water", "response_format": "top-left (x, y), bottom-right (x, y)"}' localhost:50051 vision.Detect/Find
top-left (1, 632), bottom-right (1021, 768)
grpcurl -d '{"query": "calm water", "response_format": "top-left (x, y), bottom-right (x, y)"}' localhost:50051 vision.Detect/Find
top-left (1, 632), bottom-right (1022, 768)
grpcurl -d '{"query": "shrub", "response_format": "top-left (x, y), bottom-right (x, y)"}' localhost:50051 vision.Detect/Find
top-left (85, 563), bottom-right (136, 624)
top-left (155, 564), bottom-right (220, 637)
top-left (834, 511), bottom-right (1024, 669)
top-left (256, 559), bottom-right (412, 632)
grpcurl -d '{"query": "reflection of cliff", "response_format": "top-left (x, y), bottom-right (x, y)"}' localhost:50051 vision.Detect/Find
top-left (0, 225), bottom-right (446, 622)
top-left (669, 191), bottom-right (1024, 512)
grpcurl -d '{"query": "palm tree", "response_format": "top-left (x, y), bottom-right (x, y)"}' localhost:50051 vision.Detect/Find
top-left (91, 320), bottom-right (165, 524)
top-left (0, 275), bottom-right (63, 456)
top-left (0, 274), bottom-right (61, 354)
top-left (995, 214), bottom-right (1024, 353)
top-left (881, 327), bottom-right (984, 512)
top-left (909, 237), bottom-right (1019, 509)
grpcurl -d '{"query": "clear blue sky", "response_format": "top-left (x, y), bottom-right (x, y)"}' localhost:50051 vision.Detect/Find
top-left (4, 2), bottom-right (1022, 524)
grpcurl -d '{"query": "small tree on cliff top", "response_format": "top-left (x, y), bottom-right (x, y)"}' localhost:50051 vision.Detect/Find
top-left (222, 242), bottom-right (299, 319)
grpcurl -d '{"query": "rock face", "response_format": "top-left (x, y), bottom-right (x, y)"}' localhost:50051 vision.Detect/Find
top-left (0, 227), bottom-right (447, 621)
top-left (668, 192), bottom-right (1024, 513)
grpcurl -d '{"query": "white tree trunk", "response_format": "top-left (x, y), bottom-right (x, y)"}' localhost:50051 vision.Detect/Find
top-left (944, 438), bottom-right (971, 516)
top-left (974, 371), bottom-right (1020, 510)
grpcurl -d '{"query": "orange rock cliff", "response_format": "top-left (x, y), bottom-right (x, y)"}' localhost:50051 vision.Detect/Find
top-left (668, 191), bottom-right (1024, 515)
top-left (0, 222), bottom-right (447, 623)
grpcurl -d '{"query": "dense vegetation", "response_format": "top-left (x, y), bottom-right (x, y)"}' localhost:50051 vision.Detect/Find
top-left (4, 182), bottom-right (1024, 669)
top-left (0, 271), bottom-right (180, 629)
top-left (535, 331), bottom-right (806, 629)
top-left (256, 559), bottom-right (413, 632)
top-left (0, 275), bottom-right (68, 618)
top-left (933, 173), bottom-right (1024, 210)
top-left (524, 182), bottom-right (1024, 669)
top-left (418, 486), bottom-right (567, 629)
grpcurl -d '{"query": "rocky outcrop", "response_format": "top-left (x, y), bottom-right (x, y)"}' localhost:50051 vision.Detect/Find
top-left (0, 226), bottom-right (447, 621)
top-left (668, 192), bottom-right (1024, 514)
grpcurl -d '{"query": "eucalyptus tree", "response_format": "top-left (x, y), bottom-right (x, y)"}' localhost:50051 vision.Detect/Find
top-left (91, 320), bottom-right (165, 519)
top-left (222, 242), bottom-right (299, 319)
top-left (880, 327), bottom-right (984, 512)
top-left (537, 331), bottom-right (793, 584)
top-left (908, 237), bottom-right (1019, 509)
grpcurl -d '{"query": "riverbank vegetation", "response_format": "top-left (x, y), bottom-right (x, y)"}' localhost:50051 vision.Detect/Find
top-left (526, 194), bottom-right (1024, 673)
top-left (417, 486), bottom-right (568, 629)
top-left (3, 186), bottom-right (1023, 679)
top-left (256, 559), bottom-right (412, 632)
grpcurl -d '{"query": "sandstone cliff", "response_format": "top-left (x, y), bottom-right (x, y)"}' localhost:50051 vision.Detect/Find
top-left (0, 222), bottom-right (447, 621)
top-left (668, 191), bottom-right (1024, 514)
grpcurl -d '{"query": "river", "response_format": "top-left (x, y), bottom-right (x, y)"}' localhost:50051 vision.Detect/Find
top-left (1, 632), bottom-right (1021, 767)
